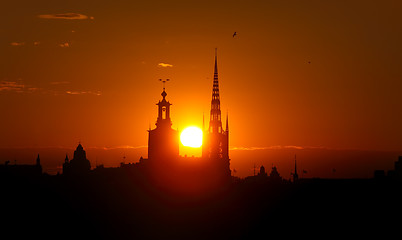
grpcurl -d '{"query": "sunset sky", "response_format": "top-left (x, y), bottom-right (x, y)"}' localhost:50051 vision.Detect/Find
top-left (1, 1), bottom-right (402, 176)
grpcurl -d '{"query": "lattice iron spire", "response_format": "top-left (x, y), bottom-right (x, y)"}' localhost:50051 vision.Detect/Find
top-left (209, 48), bottom-right (223, 134)
top-left (226, 112), bottom-right (229, 132)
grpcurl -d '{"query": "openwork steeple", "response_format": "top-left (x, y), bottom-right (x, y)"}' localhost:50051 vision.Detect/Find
top-left (209, 48), bottom-right (223, 134)
top-left (202, 48), bottom-right (231, 181)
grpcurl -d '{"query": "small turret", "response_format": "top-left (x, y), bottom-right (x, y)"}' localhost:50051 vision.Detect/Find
top-left (225, 113), bottom-right (229, 132)
top-left (36, 154), bottom-right (41, 166)
top-left (293, 155), bottom-right (299, 183)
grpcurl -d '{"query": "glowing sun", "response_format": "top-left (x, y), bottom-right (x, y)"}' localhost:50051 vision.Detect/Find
top-left (180, 126), bottom-right (203, 148)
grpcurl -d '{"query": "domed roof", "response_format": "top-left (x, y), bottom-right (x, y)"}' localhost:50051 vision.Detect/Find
top-left (76, 143), bottom-right (83, 151)
top-left (161, 90), bottom-right (167, 97)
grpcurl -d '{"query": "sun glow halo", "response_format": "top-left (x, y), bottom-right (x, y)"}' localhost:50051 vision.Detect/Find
top-left (180, 126), bottom-right (203, 148)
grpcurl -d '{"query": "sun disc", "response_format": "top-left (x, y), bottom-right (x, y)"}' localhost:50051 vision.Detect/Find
top-left (180, 126), bottom-right (203, 148)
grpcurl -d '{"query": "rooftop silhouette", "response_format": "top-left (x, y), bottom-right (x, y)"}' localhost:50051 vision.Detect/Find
top-left (1, 50), bottom-right (402, 239)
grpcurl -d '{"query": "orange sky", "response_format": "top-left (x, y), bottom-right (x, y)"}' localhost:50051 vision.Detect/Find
top-left (1, 0), bottom-right (402, 158)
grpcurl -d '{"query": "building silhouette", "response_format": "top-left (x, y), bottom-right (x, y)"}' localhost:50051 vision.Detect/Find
top-left (147, 81), bottom-right (179, 163)
top-left (59, 50), bottom-right (232, 191)
top-left (202, 49), bottom-right (231, 181)
top-left (244, 164), bottom-right (286, 184)
top-left (293, 155), bottom-right (299, 183)
top-left (130, 50), bottom-right (233, 192)
top-left (375, 156), bottom-right (402, 181)
top-left (269, 165), bottom-right (282, 182)
top-left (0, 154), bottom-right (42, 178)
top-left (63, 143), bottom-right (91, 175)
top-left (258, 165), bottom-right (267, 177)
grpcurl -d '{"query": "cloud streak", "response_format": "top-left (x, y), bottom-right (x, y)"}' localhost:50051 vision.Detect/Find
top-left (87, 145), bottom-right (148, 150)
top-left (66, 90), bottom-right (102, 96)
top-left (37, 13), bottom-right (90, 20)
top-left (230, 146), bottom-right (306, 151)
top-left (0, 81), bottom-right (38, 93)
top-left (0, 81), bottom-right (25, 91)
top-left (10, 42), bottom-right (41, 47)
top-left (229, 145), bottom-right (333, 151)
top-left (0, 81), bottom-right (101, 96)
top-left (10, 42), bottom-right (25, 46)
top-left (50, 81), bottom-right (70, 85)
top-left (158, 63), bottom-right (173, 68)
top-left (59, 42), bottom-right (70, 48)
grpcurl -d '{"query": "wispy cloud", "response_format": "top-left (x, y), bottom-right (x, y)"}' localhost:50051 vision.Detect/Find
top-left (158, 63), bottom-right (173, 68)
top-left (0, 81), bottom-right (25, 91)
top-left (37, 13), bottom-right (90, 20)
top-left (10, 42), bottom-right (41, 47)
top-left (10, 42), bottom-right (25, 46)
top-left (66, 90), bottom-right (102, 96)
top-left (87, 145), bottom-right (147, 150)
top-left (230, 146), bottom-right (306, 151)
top-left (59, 42), bottom-right (70, 48)
top-left (50, 81), bottom-right (70, 85)
top-left (0, 81), bottom-right (39, 93)
top-left (0, 80), bottom-right (101, 96)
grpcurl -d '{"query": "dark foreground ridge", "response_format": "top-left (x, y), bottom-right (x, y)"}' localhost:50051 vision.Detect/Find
top-left (2, 172), bottom-right (402, 239)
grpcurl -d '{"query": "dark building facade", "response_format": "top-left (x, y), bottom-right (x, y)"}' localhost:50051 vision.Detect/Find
top-left (376, 156), bottom-right (402, 181)
top-left (0, 154), bottom-right (42, 178)
top-left (63, 143), bottom-right (91, 175)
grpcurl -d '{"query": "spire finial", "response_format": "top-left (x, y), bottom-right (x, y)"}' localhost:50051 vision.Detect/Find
top-left (159, 79), bottom-right (170, 91)
top-left (214, 48), bottom-right (218, 74)
top-left (159, 79), bottom-right (170, 100)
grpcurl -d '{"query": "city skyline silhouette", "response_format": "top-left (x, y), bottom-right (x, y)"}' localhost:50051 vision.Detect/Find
top-left (2, 49), bottom-right (400, 179)
top-left (2, 1), bottom-right (402, 239)
top-left (2, 1), bottom-right (402, 153)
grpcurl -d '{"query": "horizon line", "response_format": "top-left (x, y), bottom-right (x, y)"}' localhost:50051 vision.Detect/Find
top-left (0, 145), bottom-right (401, 152)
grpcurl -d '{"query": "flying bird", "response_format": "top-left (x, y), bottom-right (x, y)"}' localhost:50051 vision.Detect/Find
top-left (233, 32), bottom-right (237, 38)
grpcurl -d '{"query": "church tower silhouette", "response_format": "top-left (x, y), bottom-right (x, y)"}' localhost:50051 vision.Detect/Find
top-left (148, 81), bottom-right (179, 162)
top-left (202, 49), bottom-right (231, 179)
top-left (63, 143), bottom-right (91, 175)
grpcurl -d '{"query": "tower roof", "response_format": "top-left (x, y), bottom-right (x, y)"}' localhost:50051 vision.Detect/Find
top-left (161, 90), bottom-right (167, 100)
top-left (209, 48), bottom-right (223, 134)
top-left (155, 79), bottom-right (173, 128)
top-left (212, 48), bottom-right (220, 102)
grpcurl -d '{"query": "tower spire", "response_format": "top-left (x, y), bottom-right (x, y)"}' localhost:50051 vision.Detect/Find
top-left (214, 48), bottom-right (218, 76)
top-left (36, 154), bottom-right (40, 166)
top-left (226, 112), bottom-right (229, 132)
top-left (156, 79), bottom-right (172, 128)
top-left (202, 49), bottom-right (231, 181)
top-left (209, 48), bottom-right (223, 134)
top-left (293, 154), bottom-right (299, 183)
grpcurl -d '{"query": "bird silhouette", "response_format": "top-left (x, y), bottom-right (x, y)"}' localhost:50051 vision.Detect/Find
top-left (233, 32), bottom-right (237, 38)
